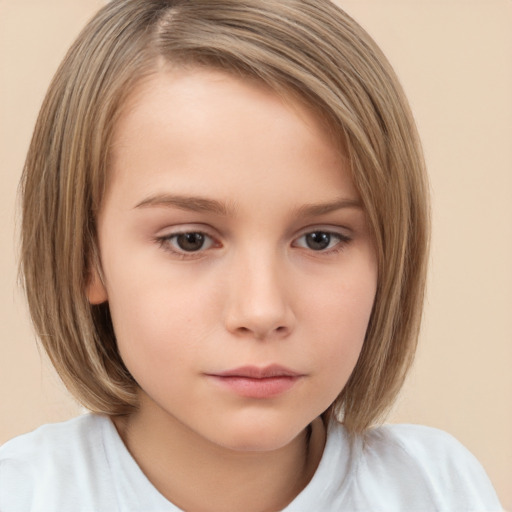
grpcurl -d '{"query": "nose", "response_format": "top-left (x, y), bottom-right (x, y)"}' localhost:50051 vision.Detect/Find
top-left (223, 249), bottom-right (296, 341)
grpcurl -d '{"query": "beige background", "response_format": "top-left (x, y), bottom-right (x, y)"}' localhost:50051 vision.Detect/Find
top-left (1, 0), bottom-right (511, 509)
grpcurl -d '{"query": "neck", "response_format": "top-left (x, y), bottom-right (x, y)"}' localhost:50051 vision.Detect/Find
top-left (113, 398), bottom-right (326, 512)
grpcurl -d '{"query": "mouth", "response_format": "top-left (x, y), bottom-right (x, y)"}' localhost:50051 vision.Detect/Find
top-left (213, 364), bottom-right (302, 379)
top-left (205, 365), bottom-right (304, 399)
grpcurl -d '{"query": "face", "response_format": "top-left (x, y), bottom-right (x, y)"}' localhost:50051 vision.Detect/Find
top-left (89, 67), bottom-right (377, 452)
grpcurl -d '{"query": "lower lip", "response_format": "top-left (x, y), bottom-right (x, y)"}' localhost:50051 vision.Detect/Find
top-left (207, 375), bottom-right (301, 398)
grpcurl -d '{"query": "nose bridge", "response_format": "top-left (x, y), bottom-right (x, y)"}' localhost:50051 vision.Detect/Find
top-left (224, 242), bottom-right (294, 339)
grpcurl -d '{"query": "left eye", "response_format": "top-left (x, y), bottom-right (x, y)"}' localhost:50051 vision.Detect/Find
top-left (163, 232), bottom-right (215, 253)
top-left (294, 231), bottom-right (348, 251)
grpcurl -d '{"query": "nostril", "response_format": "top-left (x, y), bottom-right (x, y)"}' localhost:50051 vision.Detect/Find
top-left (232, 323), bottom-right (289, 339)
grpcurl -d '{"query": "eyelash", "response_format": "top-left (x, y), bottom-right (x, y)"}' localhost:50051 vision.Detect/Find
top-left (293, 231), bottom-right (351, 254)
top-left (155, 230), bottom-right (217, 259)
top-left (155, 229), bottom-right (352, 259)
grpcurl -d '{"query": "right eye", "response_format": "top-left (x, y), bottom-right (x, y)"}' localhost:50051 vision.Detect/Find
top-left (157, 231), bottom-right (217, 255)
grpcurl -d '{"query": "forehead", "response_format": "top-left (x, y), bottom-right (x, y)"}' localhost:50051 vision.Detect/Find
top-left (105, 66), bottom-right (357, 212)
top-left (112, 64), bottom-right (343, 155)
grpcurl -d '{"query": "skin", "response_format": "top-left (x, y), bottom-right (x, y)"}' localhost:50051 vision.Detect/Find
top-left (88, 67), bottom-right (377, 511)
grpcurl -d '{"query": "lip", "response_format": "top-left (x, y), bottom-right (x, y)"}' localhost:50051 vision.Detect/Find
top-left (206, 365), bottom-right (304, 399)
top-left (214, 364), bottom-right (302, 379)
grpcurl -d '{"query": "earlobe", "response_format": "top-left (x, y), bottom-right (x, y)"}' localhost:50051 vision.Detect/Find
top-left (86, 266), bottom-right (108, 304)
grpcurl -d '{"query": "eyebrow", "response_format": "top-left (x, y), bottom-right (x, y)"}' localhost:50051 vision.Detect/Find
top-left (134, 194), bottom-right (362, 217)
top-left (296, 198), bottom-right (363, 217)
top-left (135, 194), bottom-right (235, 216)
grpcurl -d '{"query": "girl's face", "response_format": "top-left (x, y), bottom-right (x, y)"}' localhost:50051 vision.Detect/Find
top-left (89, 68), bottom-right (377, 451)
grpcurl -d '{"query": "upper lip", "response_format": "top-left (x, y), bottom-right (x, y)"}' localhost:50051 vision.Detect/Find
top-left (210, 365), bottom-right (302, 379)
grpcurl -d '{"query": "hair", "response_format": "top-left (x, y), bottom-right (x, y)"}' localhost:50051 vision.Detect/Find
top-left (20, 0), bottom-right (429, 433)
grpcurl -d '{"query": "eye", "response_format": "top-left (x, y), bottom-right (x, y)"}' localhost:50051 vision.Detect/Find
top-left (158, 231), bottom-right (216, 254)
top-left (293, 230), bottom-right (350, 252)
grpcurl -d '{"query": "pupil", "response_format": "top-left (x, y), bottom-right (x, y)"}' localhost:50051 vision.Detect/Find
top-left (177, 233), bottom-right (205, 251)
top-left (306, 232), bottom-right (330, 250)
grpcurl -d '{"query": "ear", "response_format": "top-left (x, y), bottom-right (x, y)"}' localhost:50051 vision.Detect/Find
top-left (86, 265), bottom-right (108, 304)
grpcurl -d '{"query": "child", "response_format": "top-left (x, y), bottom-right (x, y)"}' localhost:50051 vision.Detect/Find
top-left (0, 0), bottom-right (502, 510)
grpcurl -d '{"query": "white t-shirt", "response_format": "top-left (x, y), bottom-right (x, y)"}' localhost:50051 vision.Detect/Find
top-left (0, 414), bottom-right (502, 511)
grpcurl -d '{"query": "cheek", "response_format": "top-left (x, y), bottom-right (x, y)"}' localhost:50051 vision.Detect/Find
top-left (109, 264), bottom-right (226, 378)
top-left (304, 266), bottom-right (376, 341)
top-left (105, 270), bottom-right (217, 373)
top-left (301, 269), bottom-right (376, 382)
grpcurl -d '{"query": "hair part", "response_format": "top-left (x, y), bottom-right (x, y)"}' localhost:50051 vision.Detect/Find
top-left (20, 0), bottom-right (429, 433)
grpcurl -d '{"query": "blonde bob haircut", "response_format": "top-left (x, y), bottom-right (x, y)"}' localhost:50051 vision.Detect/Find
top-left (21, 0), bottom-right (429, 433)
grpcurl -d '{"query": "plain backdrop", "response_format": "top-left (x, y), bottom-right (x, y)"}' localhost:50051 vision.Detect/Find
top-left (1, 1), bottom-right (511, 509)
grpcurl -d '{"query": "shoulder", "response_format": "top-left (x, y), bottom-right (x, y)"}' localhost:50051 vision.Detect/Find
top-left (363, 423), bottom-right (478, 467)
top-left (288, 422), bottom-right (500, 511)
top-left (0, 413), bottom-right (105, 467)
top-left (0, 414), bottom-right (115, 511)
top-left (350, 423), bottom-right (502, 511)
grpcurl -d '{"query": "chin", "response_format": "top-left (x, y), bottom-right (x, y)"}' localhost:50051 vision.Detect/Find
top-left (216, 434), bottom-right (299, 453)
top-left (207, 416), bottom-right (307, 453)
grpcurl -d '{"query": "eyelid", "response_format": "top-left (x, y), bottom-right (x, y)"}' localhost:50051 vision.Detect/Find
top-left (293, 224), bottom-right (352, 239)
top-left (291, 226), bottom-right (352, 253)
top-left (155, 225), bottom-right (221, 258)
